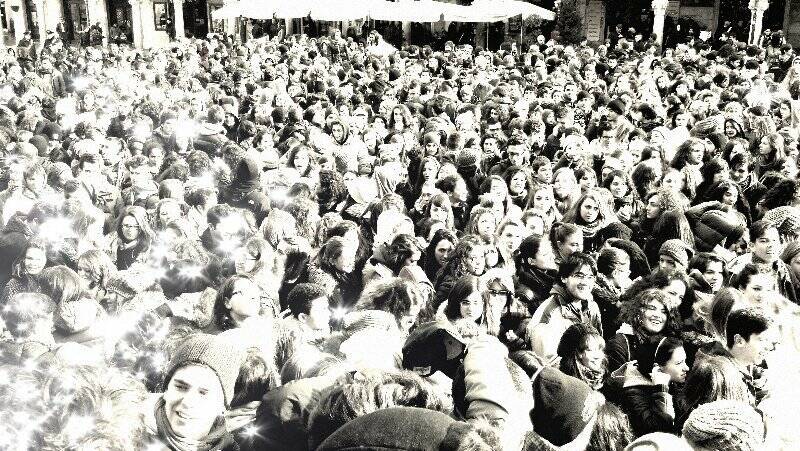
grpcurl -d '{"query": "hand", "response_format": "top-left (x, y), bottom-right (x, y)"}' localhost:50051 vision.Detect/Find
top-left (650, 367), bottom-right (672, 386)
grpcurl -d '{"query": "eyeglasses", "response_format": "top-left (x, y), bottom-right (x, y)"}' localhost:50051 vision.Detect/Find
top-left (488, 289), bottom-right (510, 297)
top-left (569, 273), bottom-right (595, 281)
top-left (121, 224), bottom-right (140, 229)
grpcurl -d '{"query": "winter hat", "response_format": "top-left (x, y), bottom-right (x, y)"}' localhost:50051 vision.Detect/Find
top-left (317, 407), bottom-right (474, 451)
top-left (781, 241), bottom-right (800, 265)
top-left (55, 298), bottom-right (102, 334)
top-left (164, 333), bottom-right (246, 407)
top-left (530, 366), bottom-right (605, 446)
top-left (658, 239), bottom-right (693, 268)
top-left (624, 432), bottom-right (693, 450)
top-left (607, 98), bottom-right (626, 115)
top-left (682, 400), bottom-right (765, 451)
top-left (763, 206), bottom-right (800, 237)
top-left (402, 321), bottom-right (466, 375)
top-left (455, 146), bottom-right (481, 168)
top-left (694, 210), bottom-right (746, 252)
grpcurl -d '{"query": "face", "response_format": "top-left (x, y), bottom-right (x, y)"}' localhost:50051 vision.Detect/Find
top-left (742, 273), bottom-right (776, 304)
top-left (536, 164), bottom-right (552, 183)
top-left (730, 164), bottom-right (749, 183)
top-left (553, 172), bottom-right (574, 197)
top-left (422, 161), bottom-right (439, 180)
top-left (331, 124), bottom-right (345, 142)
top-left (301, 297), bottom-right (331, 333)
top-left (609, 176), bottom-right (628, 198)
top-left (580, 197), bottom-right (600, 223)
top-left (430, 203), bottom-right (449, 223)
top-left (499, 225), bottom-right (524, 255)
top-left (459, 291), bottom-right (484, 322)
top-left (563, 264), bottom-right (595, 301)
top-left (703, 261), bottom-right (725, 292)
top-left (464, 247), bottom-right (486, 276)
top-left (791, 253), bottom-right (800, 279)
top-left (120, 214), bottom-right (141, 242)
top-left (658, 255), bottom-right (683, 273)
top-left (578, 336), bottom-right (606, 373)
top-left (158, 203), bottom-right (181, 228)
top-left (525, 215), bottom-right (545, 236)
top-left (660, 346), bottom-right (689, 383)
top-left (293, 150), bottom-right (309, 171)
top-left (689, 145), bottom-right (705, 164)
top-left (558, 231), bottom-right (583, 258)
top-left (434, 239), bottom-right (454, 265)
top-left (645, 194), bottom-right (661, 219)
top-left (234, 249), bottom-right (259, 274)
top-left (489, 179), bottom-right (506, 198)
top-left (725, 122), bottom-right (738, 138)
top-left (639, 296), bottom-right (668, 333)
top-left (476, 214), bottom-right (495, 238)
top-left (532, 188), bottom-right (554, 212)
top-left (661, 280), bottom-right (686, 309)
top-left (24, 247), bottom-right (47, 275)
top-left (662, 171), bottom-right (683, 193)
top-left (452, 180), bottom-right (469, 203)
top-left (734, 329), bottom-right (774, 366)
top-left (334, 243), bottom-right (358, 273)
top-left (509, 172), bottom-right (527, 195)
top-left (759, 137), bottom-right (771, 156)
top-left (226, 278), bottom-right (261, 321)
top-left (751, 227), bottom-right (781, 263)
top-left (164, 365), bottom-right (225, 441)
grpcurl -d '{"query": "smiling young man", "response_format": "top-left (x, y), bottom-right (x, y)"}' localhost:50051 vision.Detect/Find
top-left (530, 252), bottom-right (604, 336)
top-left (144, 333), bottom-right (245, 450)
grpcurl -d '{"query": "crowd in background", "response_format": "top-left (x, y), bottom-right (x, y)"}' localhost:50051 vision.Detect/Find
top-left (0, 23), bottom-right (799, 451)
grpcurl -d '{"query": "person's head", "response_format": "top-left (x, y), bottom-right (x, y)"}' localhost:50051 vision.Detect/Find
top-left (161, 334), bottom-right (245, 440)
top-left (13, 237), bottom-right (48, 278)
top-left (558, 252), bottom-right (597, 301)
top-left (320, 236), bottom-right (358, 274)
top-left (725, 307), bottom-right (774, 366)
top-left (552, 167), bottom-right (579, 199)
top-left (2, 292), bottom-right (56, 340)
top-left (596, 247), bottom-right (631, 284)
top-left (586, 402), bottom-right (635, 451)
top-left (624, 288), bottom-right (681, 337)
top-left (155, 198), bottom-right (183, 229)
top-left (636, 336), bottom-right (689, 383)
top-left (658, 239), bottom-right (692, 273)
top-left (357, 278), bottom-right (424, 332)
top-left (549, 222), bottom-right (583, 259)
top-left (445, 275), bottom-right (484, 323)
top-left (117, 206), bottom-right (154, 246)
top-left (447, 235), bottom-right (486, 277)
top-left (231, 348), bottom-right (280, 409)
top-left (213, 275), bottom-right (262, 330)
top-left (682, 400), bottom-right (766, 451)
top-left (39, 265), bottom-right (85, 305)
top-left (602, 169), bottom-right (631, 199)
top-left (748, 220), bottom-right (781, 263)
top-left (689, 252), bottom-right (726, 293)
top-left (733, 263), bottom-right (777, 304)
top-left (683, 355), bottom-right (752, 413)
top-left (529, 183), bottom-right (556, 213)
top-left (425, 228), bottom-right (457, 269)
top-left (287, 283), bottom-right (331, 334)
top-left (76, 249), bottom-right (115, 291)
top-left (557, 323), bottom-right (606, 380)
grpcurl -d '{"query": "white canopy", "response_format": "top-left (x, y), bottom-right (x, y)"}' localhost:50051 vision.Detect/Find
top-left (228, 0), bottom-right (555, 24)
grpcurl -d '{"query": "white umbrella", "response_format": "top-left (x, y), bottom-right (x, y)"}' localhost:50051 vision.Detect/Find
top-left (471, 0), bottom-right (555, 21)
top-left (311, 0), bottom-right (371, 21)
top-left (213, 0), bottom-right (242, 19)
top-left (366, 0), bottom-right (442, 22)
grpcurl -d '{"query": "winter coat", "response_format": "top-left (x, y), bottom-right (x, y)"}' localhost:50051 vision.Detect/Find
top-left (194, 122), bottom-right (229, 156)
top-left (514, 264), bottom-right (557, 314)
top-left (620, 367), bottom-right (677, 436)
top-left (0, 216), bottom-right (32, 287)
top-left (529, 284), bottom-right (603, 337)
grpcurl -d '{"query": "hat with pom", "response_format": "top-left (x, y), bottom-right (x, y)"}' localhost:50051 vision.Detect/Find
top-left (682, 400), bottom-right (765, 451)
top-left (164, 333), bottom-right (246, 407)
top-left (455, 146), bottom-right (481, 168)
top-left (694, 210), bottom-right (746, 252)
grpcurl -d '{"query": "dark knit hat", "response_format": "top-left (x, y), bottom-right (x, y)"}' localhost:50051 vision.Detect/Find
top-left (531, 366), bottom-right (604, 446)
top-left (658, 239), bottom-right (693, 268)
top-left (402, 321), bottom-right (465, 375)
top-left (682, 400), bottom-right (765, 451)
top-left (694, 210), bottom-right (746, 252)
top-left (607, 98), bottom-right (626, 115)
top-left (317, 407), bottom-right (473, 451)
top-left (607, 238), bottom-right (650, 279)
top-left (164, 334), bottom-right (245, 407)
top-left (455, 147), bottom-right (481, 168)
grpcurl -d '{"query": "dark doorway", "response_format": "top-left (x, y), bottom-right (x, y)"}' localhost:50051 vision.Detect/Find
top-left (184, 0), bottom-right (209, 39)
top-left (107, 0), bottom-right (133, 44)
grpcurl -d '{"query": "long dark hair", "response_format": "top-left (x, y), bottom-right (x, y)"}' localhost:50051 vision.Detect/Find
top-left (213, 274), bottom-right (253, 331)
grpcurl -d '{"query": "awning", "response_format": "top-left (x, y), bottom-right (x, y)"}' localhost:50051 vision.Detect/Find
top-left (471, 0), bottom-right (555, 21)
top-left (366, 0), bottom-right (443, 22)
top-left (213, 0), bottom-right (242, 19)
top-left (311, 0), bottom-right (371, 21)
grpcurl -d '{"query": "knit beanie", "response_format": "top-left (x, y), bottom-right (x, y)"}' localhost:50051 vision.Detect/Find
top-left (402, 321), bottom-right (466, 374)
top-left (781, 240), bottom-right (800, 265)
top-left (682, 400), bottom-right (765, 451)
top-left (658, 239), bottom-right (693, 268)
top-left (531, 366), bottom-right (604, 446)
top-left (456, 146), bottom-right (481, 168)
top-left (164, 334), bottom-right (246, 407)
top-left (607, 98), bottom-right (626, 115)
top-left (55, 298), bottom-right (102, 334)
top-left (763, 206), bottom-right (800, 237)
top-left (694, 210), bottom-right (746, 252)
top-left (624, 432), bottom-right (693, 450)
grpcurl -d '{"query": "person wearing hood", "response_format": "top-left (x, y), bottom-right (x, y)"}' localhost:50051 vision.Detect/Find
top-left (514, 234), bottom-right (558, 314)
top-left (529, 252), bottom-right (603, 337)
top-left (362, 233), bottom-right (422, 288)
top-left (195, 105), bottom-right (230, 157)
top-left (223, 158), bottom-right (270, 224)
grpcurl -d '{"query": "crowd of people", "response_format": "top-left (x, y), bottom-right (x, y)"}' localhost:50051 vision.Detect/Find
top-left (0, 22), bottom-right (799, 451)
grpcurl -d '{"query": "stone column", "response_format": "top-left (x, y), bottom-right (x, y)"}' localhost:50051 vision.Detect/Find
top-left (173, 0), bottom-right (185, 39)
top-left (652, 0), bottom-right (668, 46)
top-left (10, 1), bottom-right (27, 44)
top-left (129, 0), bottom-right (143, 47)
top-left (285, 18), bottom-right (293, 35)
top-left (748, 0), bottom-right (769, 45)
top-left (34, 0), bottom-right (47, 37)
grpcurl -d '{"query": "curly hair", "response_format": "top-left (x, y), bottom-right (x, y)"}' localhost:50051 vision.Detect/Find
top-left (619, 288), bottom-right (683, 339)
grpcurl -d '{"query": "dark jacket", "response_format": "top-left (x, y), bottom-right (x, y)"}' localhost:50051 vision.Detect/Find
top-left (0, 216), bottom-right (32, 288)
top-left (194, 122), bottom-right (229, 156)
top-left (514, 264), bottom-right (557, 314)
top-left (620, 369), bottom-right (677, 436)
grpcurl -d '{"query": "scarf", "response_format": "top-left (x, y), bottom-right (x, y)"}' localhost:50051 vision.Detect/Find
top-left (154, 396), bottom-right (232, 451)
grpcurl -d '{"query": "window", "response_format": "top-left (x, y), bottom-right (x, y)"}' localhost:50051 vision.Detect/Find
top-left (153, 1), bottom-right (172, 31)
